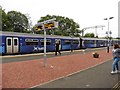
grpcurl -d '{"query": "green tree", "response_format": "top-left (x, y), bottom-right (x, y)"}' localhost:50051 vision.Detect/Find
top-left (115, 37), bottom-right (120, 39)
top-left (34, 15), bottom-right (81, 37)
top-left (7, 11), bottom-right (29, 32)
top-left (1, 8), bottom-right (11, 31)
top-left (84, 33), bottom-right (95, 37)
top-left (25, 13), bottom-right (33, 33)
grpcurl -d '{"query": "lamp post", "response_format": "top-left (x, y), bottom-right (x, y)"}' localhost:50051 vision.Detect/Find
top-left (109, 31), bottom-right (112, 46)
top-left (104, 17), bottom-right (114, 53)
top-left (70, 34), bottom-right (73, 52)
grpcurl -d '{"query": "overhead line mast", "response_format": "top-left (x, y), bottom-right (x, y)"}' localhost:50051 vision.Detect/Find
top-left (81, 25), bottom-right (105, 37)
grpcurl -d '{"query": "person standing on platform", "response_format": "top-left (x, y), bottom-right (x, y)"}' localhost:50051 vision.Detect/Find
top-left (55, 41), bottom-right (61, 56)
top-left (111, 44), bottom-right (120, 74)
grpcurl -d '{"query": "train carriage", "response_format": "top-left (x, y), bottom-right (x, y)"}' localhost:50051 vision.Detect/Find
top-left (82, 38), bottom-right (107, 48)
top-left (0, 31), bottom-right (80, 55)
top-left (0, 31), bottom-right (120, 55)
top-left (112, 39), bottom-right (120, 45)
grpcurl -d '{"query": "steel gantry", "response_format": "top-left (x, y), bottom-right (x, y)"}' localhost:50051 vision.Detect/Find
top-left (81, 25), bottom-right (105, 37)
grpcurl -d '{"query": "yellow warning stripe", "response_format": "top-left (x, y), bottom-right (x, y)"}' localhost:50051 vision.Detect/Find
top-left (111, 81), bottom-right (120, 90)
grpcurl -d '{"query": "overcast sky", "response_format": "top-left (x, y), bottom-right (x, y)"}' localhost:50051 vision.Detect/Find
top-left (0, 0), bottom-right (119, 37)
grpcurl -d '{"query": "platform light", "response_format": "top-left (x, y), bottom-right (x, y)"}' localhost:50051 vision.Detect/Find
top-left (104, 17), bottom-right (114, 53)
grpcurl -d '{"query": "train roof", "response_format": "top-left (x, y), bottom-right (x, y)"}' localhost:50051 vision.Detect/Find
top-left (81, 38), bottom-right (120, 41)
top-left (1, 31), bottom-right (119, 41)
top-left (0, 31), bottom-right (79, 39)
top-left (81, 37), bottom-right (107, 40)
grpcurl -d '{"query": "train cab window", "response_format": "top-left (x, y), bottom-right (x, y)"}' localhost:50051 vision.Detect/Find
top-left (8, 39), bottom-right (11, 46)
top-left (25, 39), bottom-right (38, 45)
top-left (40, 39), bottom-right (51, 45)
top-left (64, 40), bottom-right (71, 44)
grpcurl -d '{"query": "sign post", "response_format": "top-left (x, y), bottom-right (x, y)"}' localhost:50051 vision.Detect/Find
top-left (35, 18), bottom-right (58, 67)
top-left (43, 24), bottom-right (47, 67)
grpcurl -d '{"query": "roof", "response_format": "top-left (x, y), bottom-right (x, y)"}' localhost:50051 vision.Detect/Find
top-left (0, 31), bottom-right (79, 39)
top-left (81, 37), bottom-right (107, 40)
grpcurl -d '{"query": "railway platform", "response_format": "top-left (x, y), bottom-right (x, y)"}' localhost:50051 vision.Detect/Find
top-left (1, 47), bottom-right (120, 89)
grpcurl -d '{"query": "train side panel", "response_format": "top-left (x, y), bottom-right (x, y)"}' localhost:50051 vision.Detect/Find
top-left (19, 37), bottom-right (44, 53)
top-left (0, 35), bottom-right (5, 55)
top-left (19, 37), bottom-right (61, 53)
top-left (72, 39), bottom-right (80, 50)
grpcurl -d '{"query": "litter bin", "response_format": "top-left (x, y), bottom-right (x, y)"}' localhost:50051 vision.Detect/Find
top-left (92, 52), bottom-right (99, 58)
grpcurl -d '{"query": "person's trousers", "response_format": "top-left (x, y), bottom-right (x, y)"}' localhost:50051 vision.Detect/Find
top-left (112, 57), bottom-right (120, 71)
top-left (55, 50), bottom-right (61, 55)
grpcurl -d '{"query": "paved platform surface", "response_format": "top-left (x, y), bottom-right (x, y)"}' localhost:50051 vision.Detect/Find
top-left (35, 60), bottom-right (120, 88)
top-left (1, 48), bottom-right (120, 89)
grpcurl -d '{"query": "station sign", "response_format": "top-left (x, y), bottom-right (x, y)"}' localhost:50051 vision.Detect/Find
top-left (44, 22), bottom-right (55, 29)
top-left (35, 25), bottom-right (43, 31)
top-left (35, 19), bottom-right (58, 32)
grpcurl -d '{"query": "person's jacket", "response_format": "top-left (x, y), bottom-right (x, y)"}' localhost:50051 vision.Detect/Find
top-left (112, 48), bottom-right (120, 58)
top-left (55, 43), bottom-right (59, 50)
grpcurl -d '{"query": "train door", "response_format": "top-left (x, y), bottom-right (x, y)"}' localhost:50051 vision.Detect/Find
top-left (6, 37), bottom-right (12, 53)
top-left (55, 39), bottom-right (61, 50)
top-left (13, 38), bottom-right (19, 53)
top-left (6, 37), bottom-right (19, 54)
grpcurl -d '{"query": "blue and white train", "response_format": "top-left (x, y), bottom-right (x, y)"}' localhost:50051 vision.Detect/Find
top-left (0, 31), bottom-right (120, 55)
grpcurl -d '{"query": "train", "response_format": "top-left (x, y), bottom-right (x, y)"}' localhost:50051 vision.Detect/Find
top-left (0, 31), bottom-right (120, 55)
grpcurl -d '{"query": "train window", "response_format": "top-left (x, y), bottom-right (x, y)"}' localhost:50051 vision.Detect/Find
top-left (40, 40), bottom-right (44, 45)
top-left (64, 40), bottom-right (71, 44)
top-left (25, 39), bottom-right (38, 42)
top-left (84, 40), bottom-right (94, 44)
top-left (26, 42), bottom-right (38, 45)
top-left (98, 40), bottom-right (102, 44)
top-left (8, 39), bottom-right (11, 46)
top-left (73, 40), bottom-right (79, 44)
top-left (14, 39), bottom-right (17, 45)
top-left (25, 39), bottom-right (38, 45)
top-left (40, 39), bottom-right (51, 45)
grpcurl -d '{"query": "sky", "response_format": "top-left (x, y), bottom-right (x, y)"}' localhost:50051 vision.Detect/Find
top-left (0, 0), bottom-right (119, 37)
